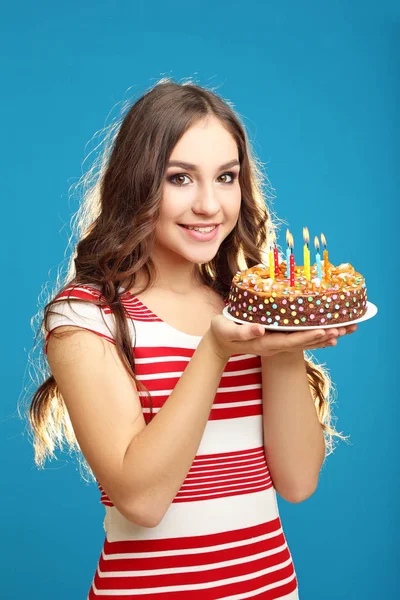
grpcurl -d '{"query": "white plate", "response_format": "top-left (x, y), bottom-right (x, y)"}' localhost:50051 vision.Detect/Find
top-left (222, 301), bottom-right (378, 331)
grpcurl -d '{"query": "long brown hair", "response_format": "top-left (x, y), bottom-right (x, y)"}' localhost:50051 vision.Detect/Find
top-left (23, 77), bottom-right (348, 482)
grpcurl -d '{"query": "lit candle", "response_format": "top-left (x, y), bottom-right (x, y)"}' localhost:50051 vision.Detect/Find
top-left (321, 233), bottom-right (329, 280)
top-left (289, 233), bottom-right (295, 287)
top-left (269, 232), bottom-right (275, 280)
top-left (303, 227), bottom-right (311, 281)
top-left (286, 229), bottom-right (291, 279)
top-left (314, 236), bottom-right (323, 280)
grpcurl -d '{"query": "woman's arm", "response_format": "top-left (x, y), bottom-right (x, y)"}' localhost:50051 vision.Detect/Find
top-left (261, 350), bottom-right (326, 503)
top-left (120, 330), bottom-right (229, 526)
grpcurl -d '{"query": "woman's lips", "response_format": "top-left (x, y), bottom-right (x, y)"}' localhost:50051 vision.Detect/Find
top-left (178, 224), bottom-right (220, 241)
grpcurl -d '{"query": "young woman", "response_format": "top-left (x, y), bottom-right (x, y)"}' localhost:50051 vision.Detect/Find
top-left (29, 79), bottom-right (357, 599)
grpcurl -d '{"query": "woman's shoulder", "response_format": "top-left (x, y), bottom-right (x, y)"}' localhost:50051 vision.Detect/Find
top-left (45, 283), bottom-right (118, 345)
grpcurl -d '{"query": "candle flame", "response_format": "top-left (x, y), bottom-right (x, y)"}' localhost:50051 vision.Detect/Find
top-left (289, 233), bottom-right (294, 249)
top-left (321, 233), bottom-right (327, 248)
top-left (286, 229), bottom-right (290, 244)
top-left (314, 236), bottom-right (320, 251)
top-left (303, 227), bottom-right (309, 245)
top-left (270, 230), bottom-right (276, 244)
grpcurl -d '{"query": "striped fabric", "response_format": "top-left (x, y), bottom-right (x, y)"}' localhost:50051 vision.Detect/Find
top-left (45, 284), bottom-right (299, 599)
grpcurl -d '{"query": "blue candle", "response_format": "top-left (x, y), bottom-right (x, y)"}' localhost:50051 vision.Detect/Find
top-left (286, 229), bottom-right (291, 279)
top-left (314, 236), bottom-right (323, 279)
top-left (286, 247), bottom-right (291, 278)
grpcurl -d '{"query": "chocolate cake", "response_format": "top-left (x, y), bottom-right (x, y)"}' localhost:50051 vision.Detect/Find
top-left (227, 261), bottom-right (367, 327)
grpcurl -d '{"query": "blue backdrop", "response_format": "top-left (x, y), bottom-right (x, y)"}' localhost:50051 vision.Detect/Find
top-left (2, 1), bottom-right (397, 598)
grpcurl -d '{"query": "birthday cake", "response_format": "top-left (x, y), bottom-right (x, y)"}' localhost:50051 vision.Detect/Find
top-left (226, 261), bottom-right (368, 327)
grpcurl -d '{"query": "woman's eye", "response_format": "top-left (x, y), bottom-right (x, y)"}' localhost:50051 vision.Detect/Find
top-left (168, 172), bottom-right (237, 186)
top-left (169, 174), bottom-right (190, 186)
top-left (219, 172), bottom-right (236, 184)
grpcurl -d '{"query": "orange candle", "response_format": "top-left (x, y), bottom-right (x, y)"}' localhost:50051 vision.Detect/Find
top-left (321, 233), bottom-right (329, 279)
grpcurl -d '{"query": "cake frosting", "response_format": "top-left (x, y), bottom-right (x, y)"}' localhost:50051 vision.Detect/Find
top-left (227, 260), bottom-right (368, 327)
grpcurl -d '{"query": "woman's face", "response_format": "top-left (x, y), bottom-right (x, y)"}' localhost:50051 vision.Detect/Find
top-left (155, 116), bottom-right (241, 267)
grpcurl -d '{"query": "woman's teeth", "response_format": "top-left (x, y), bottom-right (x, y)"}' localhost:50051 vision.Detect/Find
top-left (181, 225), bottom-right (217, 232)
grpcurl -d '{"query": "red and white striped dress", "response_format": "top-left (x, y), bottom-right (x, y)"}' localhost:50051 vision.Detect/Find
top-left (45, 284), bottom-right (299, 599)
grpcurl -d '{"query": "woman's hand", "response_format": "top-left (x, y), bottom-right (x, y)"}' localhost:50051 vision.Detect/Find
top-left (207, 314), bottom-right (358, 361)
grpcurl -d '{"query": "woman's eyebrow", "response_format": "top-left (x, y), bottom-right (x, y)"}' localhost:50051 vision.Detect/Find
top-left (167, 159), bottom-right (240, 171)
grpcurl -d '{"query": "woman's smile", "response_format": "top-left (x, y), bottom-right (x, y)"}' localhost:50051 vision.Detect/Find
top-left (178, 223), bottom-right (221, 241)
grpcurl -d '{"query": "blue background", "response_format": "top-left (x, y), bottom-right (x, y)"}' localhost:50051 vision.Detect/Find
top-left (2, 1), bottom-right (397, 598)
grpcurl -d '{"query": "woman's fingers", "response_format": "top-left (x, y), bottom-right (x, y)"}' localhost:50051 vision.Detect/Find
top-left (256, 322), bottom-right (358, 354)
top-left (305, 325), bottom-right (358, 349)
top-left (283, 328), bottom-right (340, 351)
top-left (345, 324), bottom-right (358, 334)
top-left (266, 328), bottom-right (325, 352)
